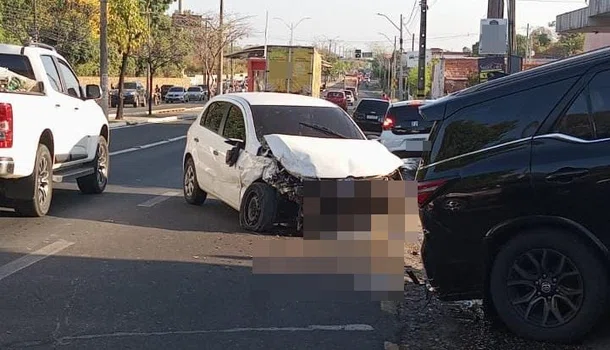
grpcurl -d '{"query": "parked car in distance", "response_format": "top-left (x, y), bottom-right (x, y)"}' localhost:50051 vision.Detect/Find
top-left (324, 90), bottom-right (348, 111)
top-left (197, 84), bottom-right (210, 99)
top-left (346, 86), bottom-right (358, 100)
top-left (344, 89), bottom-right (355, 106)
top-left (416, 47), bottom-right (610, 344)
top-left (0, 42), bottom-right (109, 217)
top-left (183, 92), bottom-right (403, 233)
top-left (352, 98), bottom-right (390, 136)
top-left (110, 81), bottom-right (146, 108)
top-left (378, 100), bottom-right (434, 159)
top-left (165, 86), bottom-right (189, 103)
top-left (186, 86), bottom-right (205, 101)
top-left (160, 84), bottom-right (173, 98)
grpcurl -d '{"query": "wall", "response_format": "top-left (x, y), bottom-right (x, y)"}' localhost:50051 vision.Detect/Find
top-left (79, 76), bottom-right (191, 88)
top-left (443, 58), bottom-right (479, 94)
top-left (584, 32), bottom-right (610, 51)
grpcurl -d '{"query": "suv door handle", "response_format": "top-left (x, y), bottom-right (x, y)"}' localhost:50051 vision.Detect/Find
top-left (545, 168), bottom-right (589, 183)
top-left (213, 149), bottom-right (219, 156)
top-left (55, 104), bottom-right (61, 108)
top-left (194, 137), bottom-right (199, 142)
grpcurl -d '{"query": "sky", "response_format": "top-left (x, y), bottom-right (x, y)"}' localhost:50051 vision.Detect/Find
top-left (168, 0), bottom-right (588, 53)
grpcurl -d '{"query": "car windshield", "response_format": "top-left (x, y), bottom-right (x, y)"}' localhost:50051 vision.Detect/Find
top-left (123, 82), bottom-right (137, 89)
top-left (250, 105), bottom-right (364, 141)
top-left (187, 87), bottom-right (200, 92)
top-left (0, 54), bottom-right (38, 93)
top-left (326, 91), bottom-right (344, 98)
top-left (355, 99), bottom-right (389, 115)
top-left (169, 87), bottom-right (184, 92)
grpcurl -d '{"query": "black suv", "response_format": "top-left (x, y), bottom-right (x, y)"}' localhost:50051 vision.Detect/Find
top-left (352, 98), bottom-right (390, 135)
top-left (416, 48), bottom-right (610, 343)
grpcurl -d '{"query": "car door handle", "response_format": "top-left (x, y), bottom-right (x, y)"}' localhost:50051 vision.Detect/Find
top-left (55, 104), bottom-right (61, 108)
top-left (545, 168), bottom-right (589, 183)
top-left (194, 137), bottom-right (199, 143)
top-left (74, 107), bottom-right (79, 111)
top-left (213, 149), bottom-right (219, 156)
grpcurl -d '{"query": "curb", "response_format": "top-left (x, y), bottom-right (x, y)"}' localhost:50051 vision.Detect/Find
top-left (109, 114), bottom-right (197, 129)
top-left (108, 106), bottom-right (203, 120)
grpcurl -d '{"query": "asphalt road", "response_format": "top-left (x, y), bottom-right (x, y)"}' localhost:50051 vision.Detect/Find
top-left (0, 107), bottom-right (400, 349)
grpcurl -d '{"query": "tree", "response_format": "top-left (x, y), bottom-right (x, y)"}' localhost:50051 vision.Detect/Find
top-left (406, 61), bottom-right (434, 98)
top-left (108, 0), bottom-right (148, 119)
top-left (462, 46), bottom-right (472, 54)
top-left (556, 32), bottom-right (585, 57)
top-left (136, 14), bottom-right (191, 94)
top-left (471, 42), bottom-right (480, 56)
top-left (190, 13), bottom-right (251, 91)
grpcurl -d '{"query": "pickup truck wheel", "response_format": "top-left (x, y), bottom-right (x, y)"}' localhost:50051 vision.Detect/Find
top-left (77, 136), bottom-right (109, 195)
top-left (183, 157), bottom-right (207, 205)
top-left (239, 182), bottom-right (278, 232)
top-left (14, 144), bottom-right (53, 217)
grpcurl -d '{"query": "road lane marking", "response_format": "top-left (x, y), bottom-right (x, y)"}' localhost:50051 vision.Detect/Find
top-left (0, 240), bottom-right (75, 282)
top-left (55, 324), bottom-right (375, 342)
top-left (109, 136), bottom-right (187, 157)
top-left (137, 191), bottom-right (181, 208)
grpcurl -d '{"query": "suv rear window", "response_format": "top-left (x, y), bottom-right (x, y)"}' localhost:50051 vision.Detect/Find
top-left (355, 100), bottom-right (389, 115)
top-left (327, 91), bottom-right (344, 98)
top-left (188, 87), bottom-right (200, 92)
top-left (388, 104), bottom-right (433, 133)
top-left (0, 54), bottom-right (37, 93)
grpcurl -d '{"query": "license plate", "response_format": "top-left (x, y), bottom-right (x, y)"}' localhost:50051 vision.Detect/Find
top-left (366, 115), bottom-right (378, 120)
top-left (411, 121), bottom-right (419, 127)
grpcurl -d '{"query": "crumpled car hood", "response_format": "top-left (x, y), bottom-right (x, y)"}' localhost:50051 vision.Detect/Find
top-left (263, 134), bottom-right (404, 179)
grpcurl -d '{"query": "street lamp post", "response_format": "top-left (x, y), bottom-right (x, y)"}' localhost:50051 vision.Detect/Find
top-left (377, 13), bottom-right (409, 100)
top-left (217, 0), bottom-right (224, 95)
top-left (379, 32), bottom-right (396, 99)
top-left (274, 17), bottom-right (311, 93)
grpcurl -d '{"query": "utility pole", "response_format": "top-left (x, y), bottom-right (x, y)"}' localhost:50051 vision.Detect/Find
top-left (417, 0), bottom-right (428, 99)
top-left (392, 36), bottom-right (396, 100)
top-left (487, 0), bottom-right (504, 18)
top-left (32, 0), bottom-right (39, 41)
top-left (230, 41), bottom-right (234, 91)
top-left (525, 23), bottom-right (530, 64)
top-left (100, 0), bottom-right (109, 119)
top-left (399, 14), bottom-right (404, 101)
top-left (507, 0), bottom-right (516, 74)
top-left (146, 2), bottom-right (153, 115)
top-left (178, 0), bottom-right (182, 13)
top-left (217, 0), bottom-right (224, 95)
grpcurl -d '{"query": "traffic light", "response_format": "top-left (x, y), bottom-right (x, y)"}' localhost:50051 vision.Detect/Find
top-left (355, 49), bottom-right (362, 59)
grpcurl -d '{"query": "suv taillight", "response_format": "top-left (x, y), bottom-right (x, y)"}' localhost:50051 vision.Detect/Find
top-left (417, 179), bottom-right (448, 207)
top-left (0, 103), bottom-right (13, 148)
top-left (382, 115), bottom-right (394, 130)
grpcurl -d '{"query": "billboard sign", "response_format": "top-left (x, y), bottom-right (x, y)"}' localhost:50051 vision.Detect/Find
top-left (479, 18), bottom-right (508, 55)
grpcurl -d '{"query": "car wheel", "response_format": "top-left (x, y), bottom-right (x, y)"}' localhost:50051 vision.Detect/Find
top-left (14, 144), bottom-right (53, 217)
top-left (239, 182), bottom-right (278, 232)
top-left (141, 97), bottom-right (147, 107)
top-left (490, 229), bottom-right (607, 343)
top-left (183, 157), bottom-right (207, 205)
top-left (77, 136), bottom-right (109, 194)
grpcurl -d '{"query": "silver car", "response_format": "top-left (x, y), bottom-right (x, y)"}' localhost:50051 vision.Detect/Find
top-left (165, 86), bottom-right (189, 103)
top-left (186, 86), bottom-right (205, 101)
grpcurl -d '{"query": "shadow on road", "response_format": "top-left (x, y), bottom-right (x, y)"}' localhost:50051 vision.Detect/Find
top-left (0, 251), bottom-right (396, 350)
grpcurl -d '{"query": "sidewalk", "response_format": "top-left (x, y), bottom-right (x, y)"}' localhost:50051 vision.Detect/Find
top-left (108, 107), bottom-right (203, 129)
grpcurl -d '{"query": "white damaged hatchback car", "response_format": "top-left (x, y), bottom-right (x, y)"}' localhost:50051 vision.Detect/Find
top-left (182, 92), bottom-right (404, 233)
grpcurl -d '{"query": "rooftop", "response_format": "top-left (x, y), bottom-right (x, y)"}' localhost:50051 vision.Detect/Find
top-left (223, 92), bottom-right (337, 107)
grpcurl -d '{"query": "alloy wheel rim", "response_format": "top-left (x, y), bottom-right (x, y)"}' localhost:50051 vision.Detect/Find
top-left (184, 165), bottom-right (195, 197)
top-left (96, 143), bottom-right (108, 187)
top-left (507, 248), bottom-right (584, 328)
top-left (36, 155), bottom-right (50, 207)
top-left (245, 192), bottom-right (261, 226)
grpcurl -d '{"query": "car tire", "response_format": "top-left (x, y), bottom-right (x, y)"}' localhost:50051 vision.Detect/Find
top-left (489, 229), bottom-right (607, 343)
top-left (141, 97), bottom-right (147, 107)
top-left (76, 136), bottom-right (109, 195)
top-left (14, 144), bottom-right (53, 217)
top-left (183, 157), bottom-right (207, 205)
top-left (239, 182), bottom-right (278, 233)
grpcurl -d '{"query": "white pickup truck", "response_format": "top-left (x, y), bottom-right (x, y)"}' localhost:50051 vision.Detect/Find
top-left (0, 42), bottom-right (109, 217)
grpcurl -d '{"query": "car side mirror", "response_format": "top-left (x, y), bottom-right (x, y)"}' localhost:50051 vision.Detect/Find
top-left (85, 84), bottom-right (102, 99)
top-left (224, 138), bottom-right (244, 148)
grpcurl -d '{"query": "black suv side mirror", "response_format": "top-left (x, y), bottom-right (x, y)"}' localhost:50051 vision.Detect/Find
top-left (85, 84), bottom-right (102, 99)
top-left (225, 138), bottom-right (244, 166)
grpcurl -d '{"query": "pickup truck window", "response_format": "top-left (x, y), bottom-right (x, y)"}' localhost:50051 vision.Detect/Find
top-left (40, 55), bottom-right (62, 92)
top-left (56, 59), bottom-right (81, 98)
top-left (0, 54), bottom-right (37, 93)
